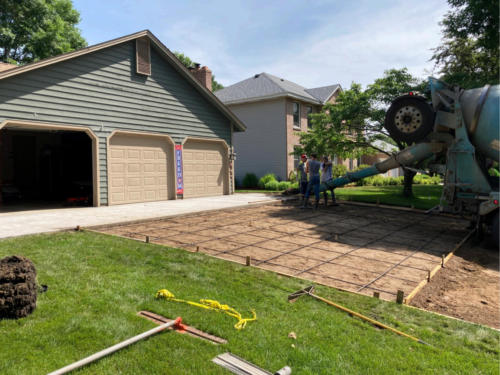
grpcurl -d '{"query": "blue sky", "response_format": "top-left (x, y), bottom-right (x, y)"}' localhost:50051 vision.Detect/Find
top-left (72, 0), bottom-right (450, 89)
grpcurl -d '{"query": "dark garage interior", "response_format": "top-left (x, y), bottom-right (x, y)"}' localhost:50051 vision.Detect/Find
top-left (0, 128), bottom-right (93, 208)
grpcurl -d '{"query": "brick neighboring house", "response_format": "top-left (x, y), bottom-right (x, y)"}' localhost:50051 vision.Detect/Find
top-left (215, 72), bottom-right (359, 182)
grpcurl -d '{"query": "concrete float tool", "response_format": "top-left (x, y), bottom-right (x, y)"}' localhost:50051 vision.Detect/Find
top-left (47, 317), bottom-right (183, 375)
top-left (288, 286), bottom-right (430, 346)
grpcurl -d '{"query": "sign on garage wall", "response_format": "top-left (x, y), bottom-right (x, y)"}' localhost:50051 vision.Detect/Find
top-left (175, 144), bottom-right (184, 195)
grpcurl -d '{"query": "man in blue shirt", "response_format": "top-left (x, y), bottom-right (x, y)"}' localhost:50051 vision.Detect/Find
top-left (301, 153), bottom-right (321, 209)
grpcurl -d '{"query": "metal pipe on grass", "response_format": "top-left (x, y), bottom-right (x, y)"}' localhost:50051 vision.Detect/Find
top-left (47, 317), bottom-right (182, 375)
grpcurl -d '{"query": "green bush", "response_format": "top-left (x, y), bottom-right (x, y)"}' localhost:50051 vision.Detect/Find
top-left (277, 181), bottom-right (291, 190)
top-left (242, 173), bottom-right (258, 188)
top-left (288, 170), bottom-right (297, 183)
top-left (332, 164), bottom-right (347, 179)
top-left (258, 173), bottom-right (277, 188)
top-left (264, 180), bottom-right (280, 191)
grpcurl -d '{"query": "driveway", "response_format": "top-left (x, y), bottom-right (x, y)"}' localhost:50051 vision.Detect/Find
top-left (0, 193), bottom-right (280, 239)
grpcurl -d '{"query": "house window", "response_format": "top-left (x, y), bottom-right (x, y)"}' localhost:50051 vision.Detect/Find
top-left (293, 102), bottom-right (300, 128)
top-left (293, 146), bottom-right (300, 169)
top-left (306, 106), bottom-right (313, 128)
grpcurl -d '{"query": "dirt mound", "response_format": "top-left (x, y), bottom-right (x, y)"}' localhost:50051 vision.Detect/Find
top-left (0, 255), bottom-right (37, 319)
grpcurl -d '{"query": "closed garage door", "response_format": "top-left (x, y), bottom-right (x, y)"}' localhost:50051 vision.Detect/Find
top-left (108, 134), bottom-right (172, 205)
top-left (183, 140), bottom-right (228, 198)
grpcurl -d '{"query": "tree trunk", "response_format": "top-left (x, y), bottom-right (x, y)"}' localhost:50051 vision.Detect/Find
top-left (403, 168), bottom-right (416, 197)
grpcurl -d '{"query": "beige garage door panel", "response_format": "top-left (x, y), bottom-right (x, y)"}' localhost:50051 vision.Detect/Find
top-left (109, 134), bottom-right (170, 205)
top-left (183, 140), bottom-right (227, 198)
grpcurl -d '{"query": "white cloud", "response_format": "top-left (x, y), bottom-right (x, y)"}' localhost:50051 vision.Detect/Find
top-left (157, 1), bottom-right (450, 89)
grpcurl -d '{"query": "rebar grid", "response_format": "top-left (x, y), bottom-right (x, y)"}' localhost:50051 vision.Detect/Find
top-left (101, 203), bottom-right (467, 299)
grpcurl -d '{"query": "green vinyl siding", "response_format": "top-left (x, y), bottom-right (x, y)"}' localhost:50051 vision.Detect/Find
top-left (0, 41), bottom-right (231, 205)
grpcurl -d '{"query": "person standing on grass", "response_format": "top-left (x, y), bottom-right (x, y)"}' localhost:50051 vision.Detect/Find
top-left (301, 153), bottom-right (321, 209)
top-left (321, 156), bottom-right (339, 207)
top-left (297, 154), bottom-right (308, 199)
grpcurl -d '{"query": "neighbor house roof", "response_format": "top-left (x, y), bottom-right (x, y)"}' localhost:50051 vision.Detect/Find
top-left (305, 84), bottom-right (341, 104)
top-left (0, 30), bottom-right (246, 132)
top-left (215, 72), bottom-right (341, 105)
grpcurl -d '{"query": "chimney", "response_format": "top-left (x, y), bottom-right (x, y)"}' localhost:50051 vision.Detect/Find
top-left (190, 64), bottom-right (212, 91)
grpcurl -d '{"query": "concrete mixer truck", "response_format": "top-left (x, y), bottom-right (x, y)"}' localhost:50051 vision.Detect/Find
top-left (319, 77), bottom-right (499, 246)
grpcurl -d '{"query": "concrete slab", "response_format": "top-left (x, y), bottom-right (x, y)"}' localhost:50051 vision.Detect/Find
top-left (0, 193), bottom-right (280, 238)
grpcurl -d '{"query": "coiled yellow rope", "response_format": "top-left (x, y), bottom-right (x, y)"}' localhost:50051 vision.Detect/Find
top-left (155, 289), bottom-right (257, 330)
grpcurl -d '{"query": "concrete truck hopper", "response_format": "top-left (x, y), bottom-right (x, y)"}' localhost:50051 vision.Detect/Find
top-left (319, 77), bottom-right (499, 246)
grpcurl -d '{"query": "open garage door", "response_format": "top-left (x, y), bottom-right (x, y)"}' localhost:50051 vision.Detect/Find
top-left (0, 125), bottom-right (96, 209)
top-left (183, 139), bottom-right (228, 198)
top-left (108, 133), bottom-right (174, 205)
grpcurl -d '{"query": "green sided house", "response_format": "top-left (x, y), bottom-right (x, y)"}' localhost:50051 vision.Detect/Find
top-left (0, 30), bottom-right (245, 207)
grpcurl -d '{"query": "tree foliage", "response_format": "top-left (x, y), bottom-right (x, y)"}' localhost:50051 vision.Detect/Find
top-left (0, 0), bottom-right (87, 64)
top-left (296, 68), bottom-right (425, 160)
top-left (174, 52), bottom-right (224, 92)
top-left (432, 0), bottom-right (499, 88)
top-left (295, 68), bottom-right (425, 196)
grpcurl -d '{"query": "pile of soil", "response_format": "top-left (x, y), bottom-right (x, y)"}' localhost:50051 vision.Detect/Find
top-left (410, 242), bottom-right (499, 328)
top-left (0, 255), bottom-right (37, 319)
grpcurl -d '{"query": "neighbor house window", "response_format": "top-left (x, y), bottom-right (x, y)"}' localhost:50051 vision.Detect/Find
top-left (306, 106), bottom-right (313, 128)
top-left (293, 146), bottom-right (300, 169)
top-left (293, 102), bottom-right (300, 128)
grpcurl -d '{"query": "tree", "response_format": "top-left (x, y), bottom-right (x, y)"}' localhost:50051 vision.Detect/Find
top-left (432, 0), bottom-right (499, 88)
top-left (0, 0), bottom-right (87, 64)
top-left (174, 52), bottom-right (224, 92)
top-left (296, 68), bottom-right (426, 196)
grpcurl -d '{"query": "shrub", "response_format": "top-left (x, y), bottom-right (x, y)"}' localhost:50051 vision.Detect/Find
top-left (258, 173), bottom-right (277, 188)
top-left (288, 170), bottom-right (297, 183)
top-left (277, 181), bottom-right (291, 190)
top-left (241, 173), bottom-right (258, 188)
top-left (332, 164), bottom-right (347, 179)
top-left (264, 180), bottom-right (279, 191)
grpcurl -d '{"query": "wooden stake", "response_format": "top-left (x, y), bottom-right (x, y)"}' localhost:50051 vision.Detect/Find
top-left (196, 246), bottom-right (200, 253)
top-left (427, 270), bottom-right (431, 282)
top-left (334, 234), bottom-right (339, 241)
top-left (373, 292), bottom-right (380, 299)
top-left (441, 254), bottom-right (445, 267)
top-left (75, 225), bottom-right (80, 231)
top-left (145, 236), bottom-right (150, 243)
top-left (246, 256), bottom-right (251, 266)
top-left (396, 290), bottom-right (404, 304)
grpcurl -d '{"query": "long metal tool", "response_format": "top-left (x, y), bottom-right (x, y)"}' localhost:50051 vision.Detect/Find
top-left (47, 317), bottom-right (183, 375)
top-left (288, 286), bottom-right (430, 346)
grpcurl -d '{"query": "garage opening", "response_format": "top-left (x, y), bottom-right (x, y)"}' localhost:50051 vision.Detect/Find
top-left (0, 127), bottom-right (94, 210)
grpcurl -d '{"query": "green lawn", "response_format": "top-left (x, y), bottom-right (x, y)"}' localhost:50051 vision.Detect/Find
top-left (333, 185), bottom-right (443, 210)
top-left (0, 231), bottom-right (498, 374)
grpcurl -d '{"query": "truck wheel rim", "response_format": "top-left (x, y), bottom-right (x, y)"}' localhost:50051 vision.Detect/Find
top-left (395, 106), bottom-right (423, 133)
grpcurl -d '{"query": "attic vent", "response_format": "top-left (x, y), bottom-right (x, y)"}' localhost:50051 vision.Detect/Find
top-left (136, 38), bottom-right (151, 76)
top-left (254, 74), bottom-right (260, 78)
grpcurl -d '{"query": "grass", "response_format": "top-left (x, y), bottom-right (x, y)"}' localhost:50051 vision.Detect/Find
top-left (0, 231), bottom-right (498, 374)
top-left (333, 185), bottom-right (443, 210)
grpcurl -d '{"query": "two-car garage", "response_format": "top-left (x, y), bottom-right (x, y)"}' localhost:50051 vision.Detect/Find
top-left (107, 133), bottom-right (229, 205)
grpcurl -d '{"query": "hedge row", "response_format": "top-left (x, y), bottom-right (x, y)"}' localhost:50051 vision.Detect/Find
top-left (239, 170), bottom-right (442, 190)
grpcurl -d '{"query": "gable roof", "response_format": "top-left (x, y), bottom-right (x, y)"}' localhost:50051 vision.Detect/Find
top-left (215, 72), bottom-right (341, 105)
top-left (305, 84), bottom-right (341, 104)
top-left (0, 30), bottom-right (246, 132)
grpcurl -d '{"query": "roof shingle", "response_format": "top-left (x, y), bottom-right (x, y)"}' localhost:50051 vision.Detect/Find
top-left (215, 72), bottom-right (340, 105)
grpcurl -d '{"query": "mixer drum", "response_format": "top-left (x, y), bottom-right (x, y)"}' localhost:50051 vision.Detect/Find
top-left (384, 94), bottom-right (435, 144)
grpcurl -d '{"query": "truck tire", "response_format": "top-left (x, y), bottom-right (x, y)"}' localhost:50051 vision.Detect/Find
top-left (385, 95), bottom-right (435, 144)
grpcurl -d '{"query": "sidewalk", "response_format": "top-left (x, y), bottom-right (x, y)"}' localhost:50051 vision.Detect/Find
top-left (0, 193), bottom-right (280, 239)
